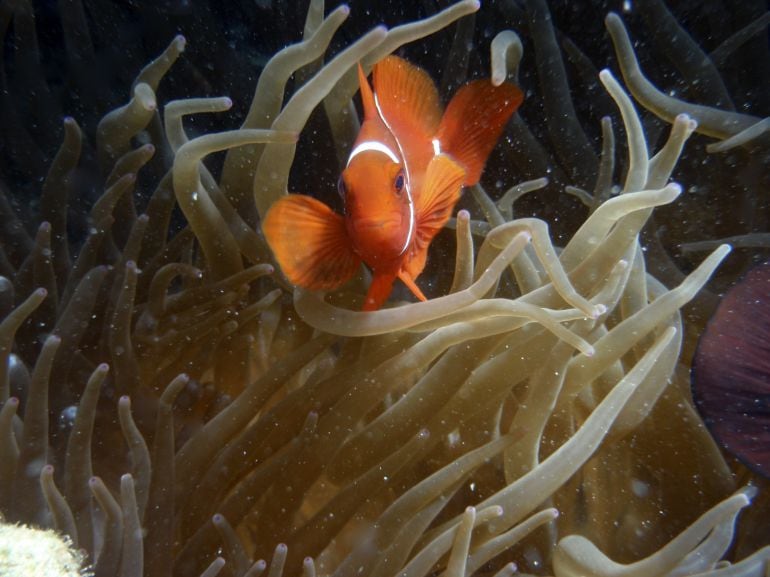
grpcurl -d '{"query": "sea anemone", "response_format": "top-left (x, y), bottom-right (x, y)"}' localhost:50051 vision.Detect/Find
top-left (1, 1), bottom-right (768, 576)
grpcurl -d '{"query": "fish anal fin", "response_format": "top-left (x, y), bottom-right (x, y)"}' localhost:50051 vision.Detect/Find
top-left (404, 154), bottom-right (466, 280)
top-left (263, 195), bottom-right (361, 290)
top-left (362, 272), bottom-right (397, 311)
top-left (372, 55), bottom-right (442, 139)
top-left (398, 270), bottom-right (427, 302)
top-left (436, 79), bottom-right (523, 186)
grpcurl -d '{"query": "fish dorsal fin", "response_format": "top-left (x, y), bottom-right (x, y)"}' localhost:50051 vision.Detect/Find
top-left (402, 154), bottom-right (466, 280)
top-left (357, 63), bottom-right (378, 121)
top-left (372, 55), bottom-right (442, 141)
top-left (263, 195), bottom-right (361, 290)
top-left (436, 79), bottom-right (523, 186)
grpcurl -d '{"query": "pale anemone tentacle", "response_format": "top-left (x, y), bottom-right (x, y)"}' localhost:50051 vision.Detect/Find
top-left (466, 508), bottom-right (559, 574)
top-left (331, 434), bottom-right (518, 577)
top-left (710, 11), bottom-right (770, 68)
top-left (681, 233), bottom-right (770, 253)
top-left (599, 69), bottom-right (648, 193)
top-left (558, 184), bottom-right (682, 271)
top-left (483, 218), bottom-right (604, 317)
top-left (164, 97), bottom-right (234, 153)
top-left (667, 488), bottom-right (756, 577)
top-left (503, 258), bottom-right (631, 483)
top-left (490, 30), bottom-right (524, 85)
top-left (605, 12), bottom-right (760, 140)
top-left (706, 117), bottom-right (770, 152)
top-left (133, 34), bottom-right (186, 93)
top-left (647, 113), bottom-right (698, 189)
top-left (400, 505), bottom-right (504, 577)
top-left (496, 177), bottom-right (549, 220)
top-left (560, 244), bottom-right (731, 403)
top-left (294, 230), bottom-right (532, 336)
top-left (0, 287), bottom-right (47, 401)
top-left (254, 26), bottom-right (388, 218)
top-left (173, 129), bottom-right (297, 279)
top-left (219, 3), bottom-right (351, 207)
top-left (482, 326), bottom-right (677, 533)
top-left (471, 183), bottom-right (544, 294)
top-left (552, 488), bottom-right (759, 577)
top-left (96, 82), bottom-right (157, 170)
top-left (449, 210), bottom-right (475, 293)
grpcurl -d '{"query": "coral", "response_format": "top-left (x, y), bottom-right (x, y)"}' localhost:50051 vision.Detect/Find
top-left (0, 1), bottom-right (769, 576)
top-left (0, 521), bottom-right (90, 577)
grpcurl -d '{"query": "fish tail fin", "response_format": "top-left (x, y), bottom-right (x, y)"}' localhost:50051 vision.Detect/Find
top-left (436, 80), bottom-right (523, 186)
top-left (262, 195), bottom-right (361, 290)
top-left (398, 270), bottom-right (427, 302)
top-left (362, 272), bottom-right (397, 311)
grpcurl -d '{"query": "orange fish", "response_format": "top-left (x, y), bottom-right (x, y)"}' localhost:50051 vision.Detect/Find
top-left (263, 55), bottom-right (523, 310)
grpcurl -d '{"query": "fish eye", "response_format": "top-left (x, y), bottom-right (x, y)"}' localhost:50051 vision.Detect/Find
top-left (394, 171), bottom-right (405, 195)
top-left (337, 175), bottom-right (347, 198)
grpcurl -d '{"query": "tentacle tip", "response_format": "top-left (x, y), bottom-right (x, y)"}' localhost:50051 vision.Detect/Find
top-left (605, 12), bottom-right (620, 24)
top-left (39, 221), bottom-right (52, 232)
top-left (592, 304), bottom-right (607, 318)
top-left (222, 96), bottom-right (233, 109)
top-left (583, 346), bottom-right (596, 357)
top-left (119, 395), bottom-right (131, 405)
top-left (174, 34), bottom-right (187, 50)
top-left (551, 508), bottom-right (560, 518)
top-left (469, 0), bottom-right (481, 10)
top-left (338, 4), bottom-right (350, 16)
top-left (456, 209), bottom-right (471, 222)
top-left (719, 243), bottom-right (733, 255)
top-left (121, 473), bottom-right (134, 483)
top-left (41, 464), bottom-right (54, 475)
top-left (491, 73), bottom-right (506, 87)
top-left (668, 182), bottom-right (683, 196)
top-left (741, 485), bottom-right (759, 501)
top-left (97, 363), bottom-right (110, 372)
top-left (276, 542), bottom-right (288, 553)
top-left (46, 334), bottom-right (62, 346)
top-left (212, 513), bottom-right (224, 524)
top-left (63, 116), bottom-right (76, 125)
top-left (599, 68), bottom-right (612, 81)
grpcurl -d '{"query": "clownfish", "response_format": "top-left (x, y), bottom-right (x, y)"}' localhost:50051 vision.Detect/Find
top-left (263, 55), bottom-right (523, 310)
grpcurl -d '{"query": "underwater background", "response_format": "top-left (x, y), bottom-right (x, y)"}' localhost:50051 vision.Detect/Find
top-left (1, 0), bottom-right (769, 576)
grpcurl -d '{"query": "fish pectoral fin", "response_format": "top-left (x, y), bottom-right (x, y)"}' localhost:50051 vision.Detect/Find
top-left (398, 270), bottom-right (427, 302)
top-left (262, 194), bottom-right (361, 290)
top-left (403, 154), bottom-right (466, 280)
top-left (363, 272), bottom-right (397, 311)
top-left (436, 79), bottom-right (523, 186)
